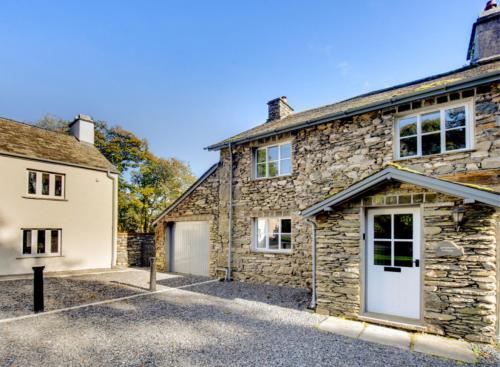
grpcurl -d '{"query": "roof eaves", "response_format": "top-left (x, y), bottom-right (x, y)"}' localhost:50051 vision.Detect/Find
top-left (206, 69), bottom-right (500, 151)
top-left (0, 150), bottom-right (119, 174)
top-left (152, 162), bottom-right (221, 226)
top-left (300, 167), bottom-right (500, 217)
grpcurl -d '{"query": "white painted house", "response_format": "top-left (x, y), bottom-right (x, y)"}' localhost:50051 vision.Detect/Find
top-left (0, 115), bottom-right (118, 276)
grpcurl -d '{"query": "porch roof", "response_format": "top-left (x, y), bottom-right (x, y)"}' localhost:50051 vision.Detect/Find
top-left (300, 165), bottom-right (500, 217)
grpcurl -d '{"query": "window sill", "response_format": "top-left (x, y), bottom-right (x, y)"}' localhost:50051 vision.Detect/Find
top-left (394, 148), bottom-right (475, 161)
top-left (253, 173), bottom-right (292, 181)
top-left (16, 255), bottom-right (64, 259)
top-left (252, 249), bottom-right (293, 255)
top-left (22, 196), bottom-right (67, 201)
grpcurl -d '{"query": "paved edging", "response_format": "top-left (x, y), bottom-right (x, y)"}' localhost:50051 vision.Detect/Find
top-left (318, 316), bottom-right (476, 363)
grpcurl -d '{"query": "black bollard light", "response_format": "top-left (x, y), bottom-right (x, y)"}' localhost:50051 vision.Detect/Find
top-left (32, 266), bottom-right (45, 313)
top-left (149, 257), bottom-right (156, 292)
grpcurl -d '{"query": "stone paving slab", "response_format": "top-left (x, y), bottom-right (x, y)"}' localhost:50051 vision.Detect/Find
top-left (359, 324), bottom-right (411, 350)
top-left (318, 316), bottom-right (479, 363)
top-left (413, 333), bottom-right (476, 364)
top-left (318, 317), bottom-right (365, 338)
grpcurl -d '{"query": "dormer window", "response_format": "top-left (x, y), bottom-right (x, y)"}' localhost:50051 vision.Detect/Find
top-left (26, 170), bottom-right (65, 199)
top-left (396, 102), bottom-right (473, 159)
top-left (255, 142), bottom-right (292, 179)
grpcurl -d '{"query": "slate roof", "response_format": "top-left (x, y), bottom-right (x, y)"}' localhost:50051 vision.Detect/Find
top-left (207, 60), bottom-right (500, 150)
top-left (0, 117), bottom-right (118, 173)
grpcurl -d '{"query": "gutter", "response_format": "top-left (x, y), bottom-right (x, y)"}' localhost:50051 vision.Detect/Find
top-left (305, 218), bottom-right (317, 309)
top-left (106, 170), bottom-right (118, 268)
top-left (206, 70), bottom-right (500, 151)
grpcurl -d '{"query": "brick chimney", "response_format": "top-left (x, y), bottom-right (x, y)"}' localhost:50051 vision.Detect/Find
top-left (267, 96), bottom-right (294, 122)
top-left (69, 114), bottom-right (95, 144)
top-left (467, 0), bottom-right (500, 64)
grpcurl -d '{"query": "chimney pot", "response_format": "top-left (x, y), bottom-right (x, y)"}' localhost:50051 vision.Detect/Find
top-left (69, 114), bottom-right (95, 144)
top-left (267, 96), bottom-right (294, 122)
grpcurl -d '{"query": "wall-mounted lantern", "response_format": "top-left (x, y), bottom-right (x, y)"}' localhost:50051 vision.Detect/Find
top-left (452, 206), bottom-right (465, 232)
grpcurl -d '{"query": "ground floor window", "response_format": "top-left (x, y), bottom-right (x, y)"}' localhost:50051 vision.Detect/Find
top-left (254, 218), bottom-right (292, 252)
top-left (22, 229), bottom-right (61, 256)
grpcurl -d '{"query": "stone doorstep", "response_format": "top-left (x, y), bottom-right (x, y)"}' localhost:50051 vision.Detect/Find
top-left (318, 317), bottom-right (477, 364)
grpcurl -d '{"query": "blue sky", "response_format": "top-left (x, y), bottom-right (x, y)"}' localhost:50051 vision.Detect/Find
top-left (0, 0), bottom-right (487, 176)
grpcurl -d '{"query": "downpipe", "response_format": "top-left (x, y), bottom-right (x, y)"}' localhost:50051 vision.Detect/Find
top-left (106, 170), bottom-right (118, 268)
top-left (227, 143), bottom-right (233, 281)
top-left (306, 218), bottom-right (317, 310)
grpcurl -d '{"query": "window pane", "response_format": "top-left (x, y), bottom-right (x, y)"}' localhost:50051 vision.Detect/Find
top-left (280, 143), bottom-right (291, 159)
top-left (394, 214), bottom-right (413, 239)
top-left (268, 162), bottom-right (278, 177)
top-left (399, 137), bottom-right (417, 157)
top-left (23, 230), bottom-right (32, 254)
top-left (399, 117), bottom-right (417, 137)
top-left (445, 107), bottom-right (466, 129)
top-left (374, 241), bottom-right (391, 266)
top-left (268, 234), bottom-right (279, 249)
top-left (394, 241), bottom-right (413, 267)
top-left (256, 219), bottom-right (266, 248)
top-left (268, 218), bottom-right (280, 236)
top-left (422, 132), bottom-right (441, 156)
top-left (28, 172), bottom-right (37, 194)
top-left (42, 173), bottom-right (50, 195)
top-left (55, 175), bottom-right (63, 197)
top-left (374, 215), bottom-right (391, 239)
top-left (280, 159), bottom-right (291, 175)
top-left (256, 149), bottom-right (266, 164)
top-left (37, 230), bottom-right (45, 254)
top-left (51, 230), bottom-right (59, 253)
top-left (281, 219), bottom-right (291, 234)
top-left (421, 111), bottom-right (440, 133)
top-left (281, 234), bottom-right (292, 250)
top-left (267, 146), bottom-right (279, 161)
top-left (257, 163), bottom-right (266, 178)
top-left (445, 128), bottom-right (466, 151)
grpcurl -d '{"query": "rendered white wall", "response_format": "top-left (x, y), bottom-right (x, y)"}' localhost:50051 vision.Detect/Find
top-left (0, 155), bottom-right (116, 276)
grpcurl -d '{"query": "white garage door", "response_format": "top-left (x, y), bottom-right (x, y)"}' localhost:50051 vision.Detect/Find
top-left (171, 221), bottom-right (209, 276)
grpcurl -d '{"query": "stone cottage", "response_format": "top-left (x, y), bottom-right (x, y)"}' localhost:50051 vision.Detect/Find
top-left (154, 2), bottom-right (500, 342)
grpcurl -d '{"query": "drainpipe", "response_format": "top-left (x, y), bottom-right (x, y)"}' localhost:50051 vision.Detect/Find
top-left (106, 170), bottom-right (118, 268)
top-left (306, 218), bottom-right (317, 309)
top-left (227, 143), bottom-right (233, 281)
top-left (496, 207), bottom-right (500, 342)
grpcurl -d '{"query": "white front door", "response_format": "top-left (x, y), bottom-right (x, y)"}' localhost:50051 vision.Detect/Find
top-left (366, 207), bottom-right (421, 320)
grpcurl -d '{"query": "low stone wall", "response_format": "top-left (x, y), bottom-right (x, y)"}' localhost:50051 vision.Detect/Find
top-left (117, 233), bottom-right (155, 267)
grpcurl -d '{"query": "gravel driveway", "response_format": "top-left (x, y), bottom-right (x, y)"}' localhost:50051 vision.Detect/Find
top-left (0, 271), bottom-right (499, 366)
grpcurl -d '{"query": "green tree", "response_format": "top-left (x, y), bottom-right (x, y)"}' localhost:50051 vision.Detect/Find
top-left (35, 115), bottom-right (196, 233)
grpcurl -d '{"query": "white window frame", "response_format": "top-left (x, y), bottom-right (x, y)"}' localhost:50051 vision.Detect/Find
top-left (21, 228), bottom-right (62, 257)
top-left (254, 142), bottom-right (292, 179)
top-left (26, 170), bottom-right (66, 199)
top-left (253, 217), bottom-right (292, 253)
top-left (395, 101), bottom-right (474, 160)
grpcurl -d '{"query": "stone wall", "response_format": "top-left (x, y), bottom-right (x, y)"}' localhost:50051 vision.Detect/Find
top-left (154, 166), bottom-right (223, 274)
top-left (117, 233), bottom-right (155, 267)
top-left (314, 182), bottom-right (498, 343)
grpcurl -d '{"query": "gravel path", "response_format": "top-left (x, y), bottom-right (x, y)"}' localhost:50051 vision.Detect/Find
top-left (1, 274), bottom-right (498, 367)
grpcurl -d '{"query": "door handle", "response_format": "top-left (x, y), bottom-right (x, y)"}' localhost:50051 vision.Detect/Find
top-left (414, 259), bottom-right (420, 267)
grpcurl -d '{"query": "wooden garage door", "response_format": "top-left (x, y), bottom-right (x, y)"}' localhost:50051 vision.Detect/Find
top-left (171, 221), bottom-right (209, 276)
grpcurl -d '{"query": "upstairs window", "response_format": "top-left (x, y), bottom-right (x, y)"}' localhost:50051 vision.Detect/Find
top-left (254, 218), bottom-right (292, 252)
top-left (396, 103), bottom-right (472, 159)
top-left (255, 142), bottom-right (292, 179)
top-left (26, 170), bottom-right (65, 199)
top-left (22, 229), bottom-right (61, 257)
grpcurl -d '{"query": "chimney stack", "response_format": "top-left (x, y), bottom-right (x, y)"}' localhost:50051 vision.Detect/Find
top-left (267, 96), bottom-right (294, 122)
top-left (467, 0), bottom-right (500, 64)
top-left (69, 114), bottom-right (95, 144)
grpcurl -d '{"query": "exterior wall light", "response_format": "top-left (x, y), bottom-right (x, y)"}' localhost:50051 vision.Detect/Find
top-left (452, 206), bottom-right (465, 231)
